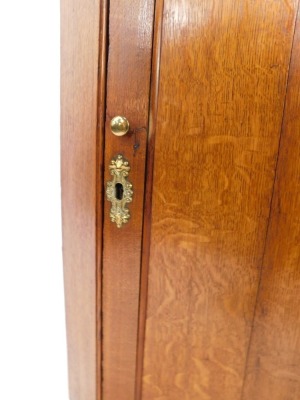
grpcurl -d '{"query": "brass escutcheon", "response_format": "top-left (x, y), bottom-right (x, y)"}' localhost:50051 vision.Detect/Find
top-left (106, 154), bottom-right (133, 228)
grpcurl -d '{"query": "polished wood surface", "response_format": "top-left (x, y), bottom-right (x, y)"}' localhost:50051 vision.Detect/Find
top-left (61, 0), bottom-right (102, 399)
top-left (242, 6), bottom-right (300, 400)
top-left (141, 1), bottom-right (299, 399)
top-left (62, 1), bottom-right (300, 398)
top-left (135, 1), bottom-right (165, 399)
top-left (101, 1), bottom-right (155, 399)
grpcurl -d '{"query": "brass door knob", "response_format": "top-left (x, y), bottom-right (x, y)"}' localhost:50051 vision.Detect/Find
top-left (110, 116), bottom-right (130, 136)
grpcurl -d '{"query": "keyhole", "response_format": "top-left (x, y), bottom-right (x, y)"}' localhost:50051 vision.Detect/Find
top-left (115, 183), bottom-right (124, 200)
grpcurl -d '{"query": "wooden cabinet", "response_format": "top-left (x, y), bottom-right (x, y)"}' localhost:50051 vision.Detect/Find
top-left (61, 1), bottom-right (300, 399)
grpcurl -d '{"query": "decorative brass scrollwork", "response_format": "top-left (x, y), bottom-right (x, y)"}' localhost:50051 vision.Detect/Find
top-left (106, 154), bottom-right (133, 228)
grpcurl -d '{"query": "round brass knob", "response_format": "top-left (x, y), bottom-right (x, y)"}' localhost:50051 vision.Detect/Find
top-left (110, 116), bottom-right (130, 137)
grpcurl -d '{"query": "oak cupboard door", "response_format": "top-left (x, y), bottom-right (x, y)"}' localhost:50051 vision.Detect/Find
top-left (138, 1), bottom-right (300, 399)
top-left (61, 0), bottom-right (300, 400)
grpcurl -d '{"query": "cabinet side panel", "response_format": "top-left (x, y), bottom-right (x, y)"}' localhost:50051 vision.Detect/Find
top-left (242, 6), bottom-right (300, 400)
top-left (61, 0), bottom-right (101, 399)
top-left (142, 0), bottom-right (298, 399)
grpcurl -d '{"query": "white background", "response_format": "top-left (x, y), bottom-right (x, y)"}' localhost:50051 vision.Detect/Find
top-left (0, 1), bottom-right (68, 399)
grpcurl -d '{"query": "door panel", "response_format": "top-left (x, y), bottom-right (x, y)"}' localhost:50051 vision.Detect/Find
top-left (102, 1), bottom-right (155, 399)
top-left (141, 1), bottom-right (299, 399)
top-left (242, 7), bottom-right (300, 400)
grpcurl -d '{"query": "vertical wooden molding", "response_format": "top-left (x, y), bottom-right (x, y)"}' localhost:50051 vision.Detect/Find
top-left (101, 1), bottom-right (155, 399)
top-left (135, 1), bottom-right (165, 399)
top-left (96, 1), bottom-right (108, 399)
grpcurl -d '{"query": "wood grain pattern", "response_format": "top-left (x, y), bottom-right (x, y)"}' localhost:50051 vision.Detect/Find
top-left (135, 1), bottom-right (165, 398)
top-left (101, 1), bottom-right (155, 399)
top-left (61, 0), bottom-right (102, 399)
top-left (242, 5), bottom-right (300, 400)
top-left (141, 1), bottom-right (298, 399)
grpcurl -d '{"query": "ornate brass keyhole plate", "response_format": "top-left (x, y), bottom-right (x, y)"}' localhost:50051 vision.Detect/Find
top-left (106, 154), bottom-right (133, 228)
